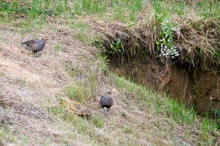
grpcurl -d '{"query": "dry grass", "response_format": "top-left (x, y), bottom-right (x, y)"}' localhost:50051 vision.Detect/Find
top-left (0, 22), bottom-right (99, 145)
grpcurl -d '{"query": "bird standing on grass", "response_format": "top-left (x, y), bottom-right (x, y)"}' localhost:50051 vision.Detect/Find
top-left (21, 36), bottom-right (48, 53)
top-left (100, 92), bottom-right (113, 111)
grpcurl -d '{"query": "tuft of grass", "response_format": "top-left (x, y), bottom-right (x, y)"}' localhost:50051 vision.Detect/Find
top-left (65, 69), bottom-right (98, 103)
top-left (49, 105), bottom-right (90, 135)
top-left (91, 115), bottom-right (105, 128)
top-left (114, 76), bottom-right (126, 89)
top-left (164, 97), bottom-right (196, 125)
top-left (123, 126), bottom-right (133, 134)
top-left (65, 84), bottom-right (91, 103)
top-left (200, 118), bottom-right (217, 141)
top-left (0, 71), bottom-right (4, 77)
top-left (21, 135), bottom-right (29, 145)
top-left (0, 127), bottom-right (16, 143)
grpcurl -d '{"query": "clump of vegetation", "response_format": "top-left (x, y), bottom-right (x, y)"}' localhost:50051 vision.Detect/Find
top-left (157, 18), bottom-right (180, 59)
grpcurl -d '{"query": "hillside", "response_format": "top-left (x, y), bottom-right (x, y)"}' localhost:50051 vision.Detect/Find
top-left (0, 0), bottom-right (220, 145)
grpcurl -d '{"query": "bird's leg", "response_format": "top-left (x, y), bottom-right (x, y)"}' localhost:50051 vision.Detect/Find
top-left (104, 107), bottom-right (108, 111)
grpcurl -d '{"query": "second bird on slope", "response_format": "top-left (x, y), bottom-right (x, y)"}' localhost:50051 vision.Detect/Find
top-left (100, 92), bottom-right (114, 111)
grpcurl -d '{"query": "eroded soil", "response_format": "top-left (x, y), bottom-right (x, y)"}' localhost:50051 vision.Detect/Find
top-left (109, 54), bottom-right (220, 116)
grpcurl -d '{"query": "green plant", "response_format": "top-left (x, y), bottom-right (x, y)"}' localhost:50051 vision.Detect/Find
top-left (114, 76), bottom-right (126, 89)
top-left (165, 98), bottom-right (196, 125)
top-left (109, 38), bottom-right (122, 54)
top-left (21, 135), bottom-right (29, 145)
top-left (73, 0), bottom-right (107, 15)
top-left (123, 126), bottom-right (133, 134)
top-left (92, 115), bottom-right (104, 128)
top-left (210, 108), bottom-right (220, 118)
top-left (200, 118), bottom-right (217, 141)
top-left (55, 43), bottom-right (61, 52)
top-left (65, 84), bottom-right (90, 103)
top-left (157, 18), bottom-right (180, 59)
top-left (0, 71), bottom-right (4, 77)
top-left (98, 55), bottom-right (109, 73)
top-left (42, 138), bottom-right (51, 146)
top-left (0, 127), bottom-right (16, 143)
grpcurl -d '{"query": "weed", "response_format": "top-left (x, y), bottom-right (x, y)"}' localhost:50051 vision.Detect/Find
top-left (65, 78), bottom-right (97, 103)
top-left (65, 85), bottom-right (87, 103)
top-left (165, 97), bottom-right (196, 125)
top-left (42, 139), bottom-right (51, 146)
top-left (96, 55), bottom-right (109, 73)
top-left (200, 118), bottom-right (217, 141)
top-left (0, 127), bottom-right (16, 143)
top-left (0, 71), bottom-right (4, 77)
top-left (55, 43), bottom-right (61, 52)
top-left (128, 81), bottom-right (136, 92)
top-left (123, 126), bottom-right (133, 134)
top-left (21, 135), bottom-right (29, 145)
top-left (107, 38), bottom-right (123, 56)
top-left (155, 99), bottom-right (162, 113)
top-left (92, 115), bottom-right (104, 128)
top-left (157, 18), bottom-right (180, 59)
top-left (114, 76), bottom-right (126, 89)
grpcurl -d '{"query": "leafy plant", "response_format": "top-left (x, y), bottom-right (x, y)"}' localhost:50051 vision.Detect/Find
top-left (109, 38), bottom-right (122, 54)
top-left (157, 18), bottom-right (180, 59)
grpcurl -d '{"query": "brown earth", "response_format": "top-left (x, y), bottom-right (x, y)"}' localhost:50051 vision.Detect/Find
top-left (109, 53), bottom-right (220, 116)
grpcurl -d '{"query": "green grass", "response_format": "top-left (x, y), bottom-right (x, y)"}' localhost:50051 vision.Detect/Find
top-left (164, 97), bottom-right (196, 125)
top-left (0, 0), bottom-right (143, 22)
top-left (152, 0), bottom-right (220, 20)
top-left (0, 127), bottom-right (16, 143)
top-left (65, 68), bottom-right (99, 103)
top-left (1, 0), bottom-right (219, 23)
top-left (65, 84), bottom-right (91, 103)
top-left (92, 115), bottom-right (105, 128)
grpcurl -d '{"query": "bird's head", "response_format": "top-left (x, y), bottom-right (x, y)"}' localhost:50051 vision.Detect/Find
top-left (42, 36), bottom-right (49, 41)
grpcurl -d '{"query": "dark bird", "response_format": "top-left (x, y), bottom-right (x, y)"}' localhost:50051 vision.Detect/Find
top-left (21, 36), bottom-right (48, 53)
top-left (100, 94), bottom-right (113, 111)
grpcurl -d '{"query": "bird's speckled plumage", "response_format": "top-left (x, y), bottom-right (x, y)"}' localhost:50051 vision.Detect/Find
top-left (21, 37), bottom-right (48, 53)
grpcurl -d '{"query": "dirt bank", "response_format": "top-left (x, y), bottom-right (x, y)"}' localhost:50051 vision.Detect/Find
top-left (109, 53), bottom-right (220, 116)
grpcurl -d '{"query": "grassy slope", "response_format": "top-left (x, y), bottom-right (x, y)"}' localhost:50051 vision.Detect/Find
top-left (0, 0), bottom-right (219, 145)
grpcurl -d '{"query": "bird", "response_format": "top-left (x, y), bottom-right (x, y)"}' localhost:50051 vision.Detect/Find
top-left (21, 36), bottom-right (48, 53)
top-left (100, 94), bottom-right (113, 111)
